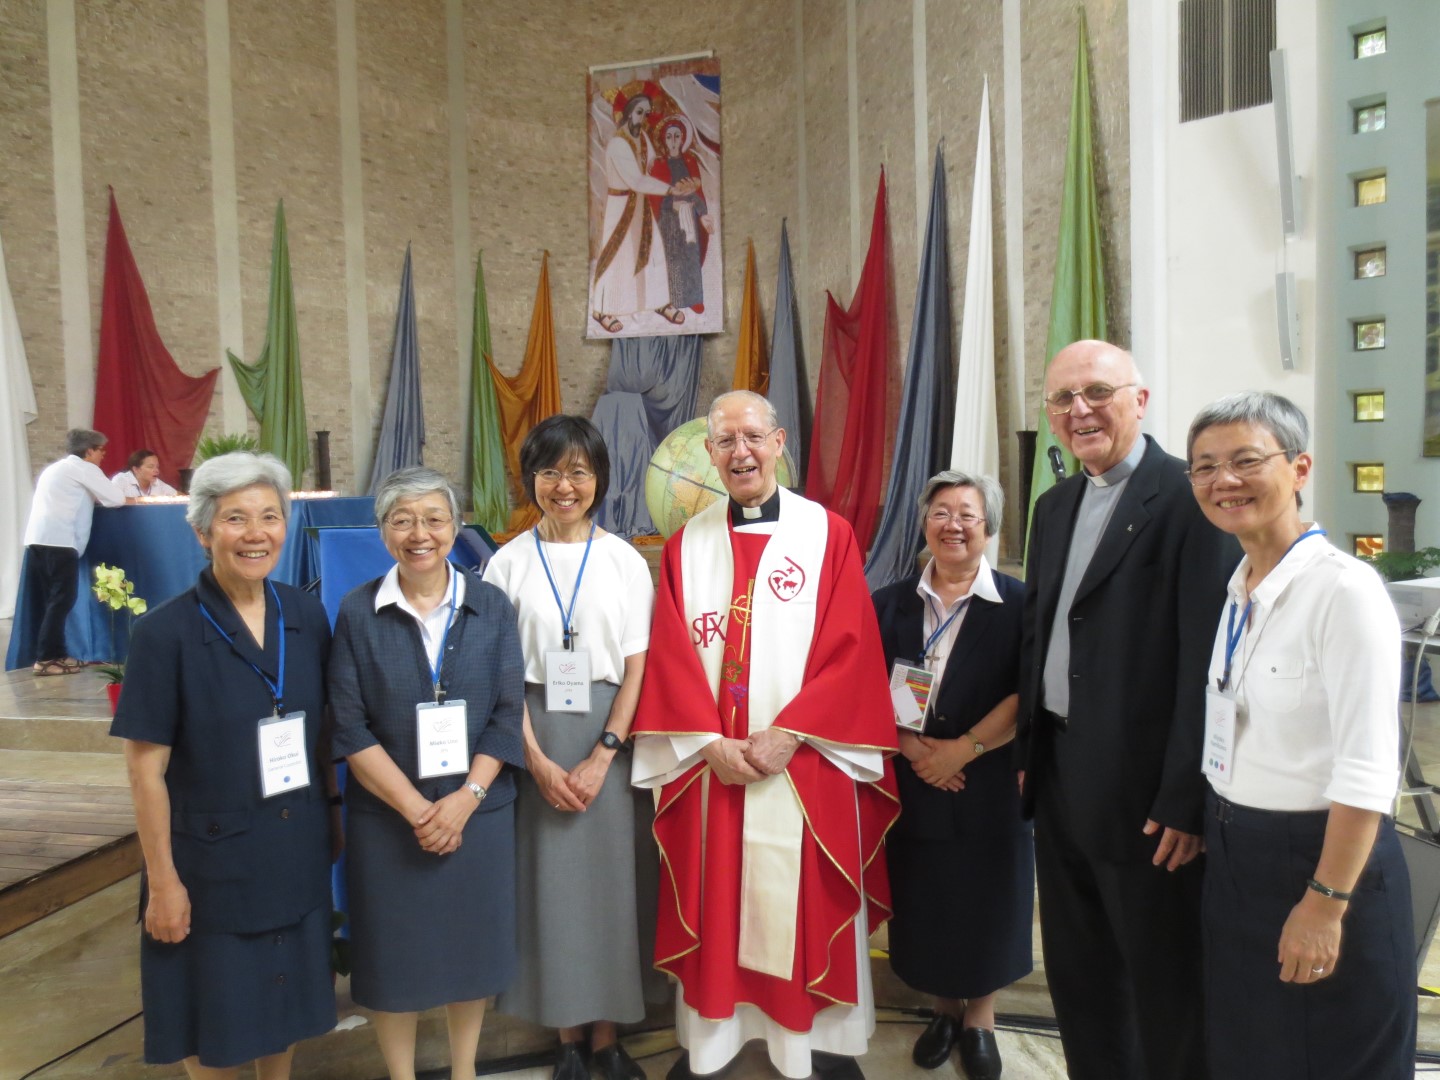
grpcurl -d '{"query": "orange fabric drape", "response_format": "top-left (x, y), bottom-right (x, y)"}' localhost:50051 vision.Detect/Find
top-left (730, 240), bottom-right (769, 394)
top-left (486, 252), bottom-right (561, 533)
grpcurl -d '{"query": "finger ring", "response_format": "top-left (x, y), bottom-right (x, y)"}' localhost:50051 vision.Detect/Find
top-left (554, 803), bottom-right (562, 809)
top-left (1311, 966), bottom-right (1324, 974)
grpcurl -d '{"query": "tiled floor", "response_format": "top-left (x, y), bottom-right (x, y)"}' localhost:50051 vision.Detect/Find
top-left (4, 617), bottom-right (1440, 1078)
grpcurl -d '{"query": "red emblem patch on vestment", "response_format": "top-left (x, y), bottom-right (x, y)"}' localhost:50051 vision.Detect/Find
top-left (767, 557), bottom-right (806, 601)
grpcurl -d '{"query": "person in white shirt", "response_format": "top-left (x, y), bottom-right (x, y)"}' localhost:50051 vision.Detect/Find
top-left (22, 429), bottom-right (125, 675)
top-left (112, 448), bottom-right (178, 499)
top-left (1186, 390), bottom-right (1415, 1079)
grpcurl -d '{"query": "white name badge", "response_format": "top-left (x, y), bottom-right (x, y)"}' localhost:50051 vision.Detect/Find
top-left (545, 649), bottom-right (591, 713)
top-left (417, 699), bottom-right (469, 778)
top-left (257, 712), bottom-right (311, 798)
top-left (1202, 687), bottom-right (1237, 783)
top-left (889, 660), bottom-right (934, 732)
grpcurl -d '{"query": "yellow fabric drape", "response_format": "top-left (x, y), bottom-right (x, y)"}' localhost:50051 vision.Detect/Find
top-left (731, 240), bottom-right (769, 394)
top-left (486, 252), bottom-right (561, 534)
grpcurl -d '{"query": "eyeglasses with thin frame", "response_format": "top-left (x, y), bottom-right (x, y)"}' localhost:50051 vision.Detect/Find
top-left (926, 510), bottom-right (985, 528)
top-left (710, 428), bottom-right (778, 454)
top-left (1185, 450), bottom-right (1295, 486)
top-left (1044, 382), bottom-right (1139, 415)
top-left (384, 512), bottom-right (455, 532)
top-left (534, 468), bottom-right (595, 485)
top-left (216, 510), bottom-right (285, 530)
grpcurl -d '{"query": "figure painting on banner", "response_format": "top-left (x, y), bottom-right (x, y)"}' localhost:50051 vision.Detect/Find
top-left (587, 60), bottom-right (722, 339)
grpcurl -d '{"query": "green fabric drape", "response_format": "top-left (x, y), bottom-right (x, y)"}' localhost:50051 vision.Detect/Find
top-left (469, 251), bottom-right (509, 533)
top-left (1025, 8), bottom-right (1108, 569)
top-left (227, 201), bottom-right (309, 483)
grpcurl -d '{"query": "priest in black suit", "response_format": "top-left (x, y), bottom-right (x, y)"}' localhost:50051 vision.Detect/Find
top-left (1015, 340), bottom-right (1239, 1080)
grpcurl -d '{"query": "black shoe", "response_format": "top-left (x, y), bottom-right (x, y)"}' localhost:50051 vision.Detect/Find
top-left (911, 1013), bottom-right (958, 1070)
top-left (958, 1027), bottom-right (1002, 1080)
top-left (595, 1042), bottom-right (646, 1080)
top-left (666, 1051), bottom-right (698, 1080)
top-left (554, 1041), bottom-right (589, 1080)
top-left (811, 1051), bottom-right (865, 1080)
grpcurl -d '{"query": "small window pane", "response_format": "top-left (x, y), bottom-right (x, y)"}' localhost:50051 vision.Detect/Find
top-left (1353, 535), bottom-right (1385, 557)
top-left (1355, 175), bottom-right (1387, 205)
top-left (1354, 248), bottom-right (1386, 278)
top-left (1355, 30), bottom-right (1387, 58)
top-left (1354, 103), bottom-right (1386, 133)
top-left (1353, 392), bottom-right (1385, 421)
top-left (1354, 464), bottom-right (1385, 492)
top-left (1354, 320), bottom-right (1386, 350)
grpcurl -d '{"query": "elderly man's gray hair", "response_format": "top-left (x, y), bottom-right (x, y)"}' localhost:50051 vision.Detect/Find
top-left (373, 467), bottom-right (461, 527)
top-left (1186, 391), bottom-right (1309, 463)
top-left (706, 390), bottom-right (779, 438)
top-left (66, 429), bottom-right (107, 457)
top-left (916, 470), bottom-right (1004, 537)
top-left (186, 452), bottom-right (293, 535)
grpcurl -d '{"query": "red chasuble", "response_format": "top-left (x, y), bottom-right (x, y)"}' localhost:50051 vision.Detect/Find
top-left (634, 510), bottom-right (899, 1031)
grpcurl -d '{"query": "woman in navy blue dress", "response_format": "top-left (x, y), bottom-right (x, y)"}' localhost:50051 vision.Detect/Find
top-left (870, 471), bottom-right (1033, 1080)
top-left (112, 452), bottom-right (339, 1079)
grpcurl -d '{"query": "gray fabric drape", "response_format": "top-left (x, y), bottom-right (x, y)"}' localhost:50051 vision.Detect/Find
top-left (591, 335), bottom-right (703, 537)
top-left (865, 149), bottom-right (955, 589)
top-left (767, 220), bottom-right (811, 483)
top-left (368, 245), bottom-right (425, 493)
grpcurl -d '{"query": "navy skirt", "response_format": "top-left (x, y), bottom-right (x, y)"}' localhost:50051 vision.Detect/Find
top-left (1202, 791), bottom-right (1416, 1079)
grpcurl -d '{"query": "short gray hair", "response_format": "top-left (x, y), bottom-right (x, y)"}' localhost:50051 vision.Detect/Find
top-left (67, 429), bottom-right (107, 457)
top-left (917, 470), bottom-right (1004, 537)
top-left (186, 452), bottom-right (293, 536)
top-left (373, 467), bottom-right (461, 527)
top-left (706, 390), bottom-right (779, 437)
top-left (1186, 391), bottom-right (1309, 463)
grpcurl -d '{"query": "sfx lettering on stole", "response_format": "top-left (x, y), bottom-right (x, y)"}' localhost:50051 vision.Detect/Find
top-left (691, 610), bottom-right (726, 647)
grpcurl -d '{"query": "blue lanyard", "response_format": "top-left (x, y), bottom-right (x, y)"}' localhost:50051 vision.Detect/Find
top-left (923, 595), bottom-right (970, 660)
top-left (198, 579), bottom-right (287, 713)
top-left (533, 523), bottom-right (595, 651)
top-left (1219, 527), bottom-right (1325, 690)
top-left (423, 566), bottom-right (461, 700)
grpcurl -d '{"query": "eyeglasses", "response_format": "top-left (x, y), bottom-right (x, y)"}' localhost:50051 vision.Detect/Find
top-left (1044, 382), bottom-right (1138, 415)
top-left (1185, 450), bottom-right (1295, 486)
top-left (926, 510), bottom-right (985, 528)
top-left (710, 428), bottom-right (777, 453)
top-left (534, 468), bottom-right (595, 485)
top-left (384, 513), bottom-right (454, 532)
top-left (215, 511), bottom-right (285, 530)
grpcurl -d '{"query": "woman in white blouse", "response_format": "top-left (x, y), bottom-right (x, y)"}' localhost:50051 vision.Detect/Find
top-left (1186, 391), bottom-right (1414, 1079)
top-left (482, 415), bottom-right (658, 1080)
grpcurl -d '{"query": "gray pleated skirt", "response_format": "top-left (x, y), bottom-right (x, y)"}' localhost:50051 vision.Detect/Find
top-left (497, 682), bottom-right (664, 1028)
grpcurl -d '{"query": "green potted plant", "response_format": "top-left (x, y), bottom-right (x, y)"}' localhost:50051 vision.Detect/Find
top-left (193, 431), bottom-right (260, 462)
top-left (1364, 547), bottom-right (1440, 702)
top-left (92, 563), bottom-right (148, 712)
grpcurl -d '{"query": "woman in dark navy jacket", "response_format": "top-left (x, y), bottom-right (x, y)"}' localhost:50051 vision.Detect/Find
top-left (870, 471), bottom-right (1033, 1080)
top-left (112, 452), bottom-right (339, 1077)
top-left (329, 467), bottom-right (526, 1080)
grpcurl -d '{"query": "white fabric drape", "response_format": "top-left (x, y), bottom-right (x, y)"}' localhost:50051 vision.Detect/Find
top-left (0, 227), bottom-right (38, 618)
top-left (951, 77), bottom-right (1000, 563)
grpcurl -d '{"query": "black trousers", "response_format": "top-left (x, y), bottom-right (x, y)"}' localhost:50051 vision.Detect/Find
top-left (29, 544), bottom-right (79, 662)
top-left (1203, 791), bottom-right (1416, 1079)
top-left (1034, 729), bottom-right (1207, 1080)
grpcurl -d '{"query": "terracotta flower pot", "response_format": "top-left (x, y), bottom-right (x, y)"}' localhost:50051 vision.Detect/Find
top-left (106, 682), bottom-right (122, 714)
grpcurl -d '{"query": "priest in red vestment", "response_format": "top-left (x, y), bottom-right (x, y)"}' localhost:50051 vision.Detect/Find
top-left (632, 390), bottom-right (899, 1080)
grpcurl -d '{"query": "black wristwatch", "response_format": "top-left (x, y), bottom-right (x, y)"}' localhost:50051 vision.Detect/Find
top-left (598, 731), bottom-right (629, 753)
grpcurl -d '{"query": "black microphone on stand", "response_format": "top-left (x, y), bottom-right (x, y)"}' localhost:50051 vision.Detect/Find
top-left (1047, 446), bottom-right (1067, 483)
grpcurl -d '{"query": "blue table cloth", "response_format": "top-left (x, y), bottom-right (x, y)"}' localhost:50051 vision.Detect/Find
top-left (6, 497), bottom-right (376, 669)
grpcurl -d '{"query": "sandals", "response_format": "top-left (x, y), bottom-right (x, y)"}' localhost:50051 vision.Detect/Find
top-left (592, 312), bottom-right (624, 334)
top-left (33, 658), bottom-right (82, 677)
top-left (656, 304), bottom-right (685, 325)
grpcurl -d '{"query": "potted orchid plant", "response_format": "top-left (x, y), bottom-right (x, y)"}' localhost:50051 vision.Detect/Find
top-left (92, 563), bottom-right (148, 711)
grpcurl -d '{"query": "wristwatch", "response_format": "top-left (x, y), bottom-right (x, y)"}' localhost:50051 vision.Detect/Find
top-left (598, 731), bottom-right (629, 753)
top-left (465, 781), bottom-right (488, 803)
top-left (967, 733), bottom-right (986, 757)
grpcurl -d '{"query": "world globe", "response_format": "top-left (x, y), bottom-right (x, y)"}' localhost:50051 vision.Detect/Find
top-left (645, 418), bottom-right (795, 539)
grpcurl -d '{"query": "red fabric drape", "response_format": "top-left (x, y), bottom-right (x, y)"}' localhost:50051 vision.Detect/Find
top-left (805, 171), bottom-right (893, 553)
top-left (92, 189), bottom-right (219, 487)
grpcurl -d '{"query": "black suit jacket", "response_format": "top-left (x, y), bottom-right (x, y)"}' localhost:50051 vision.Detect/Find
top-left (1015, 435), bottom-right (1240, 861)
top-left (873, 569), bottom-right (1026, 842)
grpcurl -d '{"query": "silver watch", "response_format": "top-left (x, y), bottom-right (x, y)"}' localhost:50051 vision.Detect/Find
top-left (465, 781), bottom-right (487, 803)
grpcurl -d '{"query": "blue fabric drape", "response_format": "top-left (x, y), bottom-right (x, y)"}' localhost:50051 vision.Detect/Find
top-left (368, 245), bottom-right (425, 493)
top-left (865, 149), bottom-right (955, 589)
top-left (767, 220), bottom-right (811, 482)
top-left (590, 335), bottom-right (703, 537)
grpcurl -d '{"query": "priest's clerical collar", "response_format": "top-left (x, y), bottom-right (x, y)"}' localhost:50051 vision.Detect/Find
top-left (1084, 435), bottom-right (1146, 488)
top-left (730, 488), bottom-right (781, 525)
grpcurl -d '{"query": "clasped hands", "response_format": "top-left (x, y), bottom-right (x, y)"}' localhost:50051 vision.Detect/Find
top-left (898, 730), bottom-right (968, 792)
top-left (702, 729), bottom-right (801, 785)
top-left (410, 787), bottom-right (480, 855)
